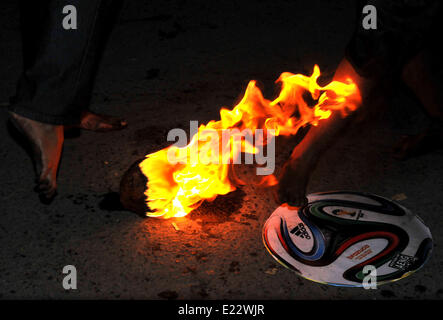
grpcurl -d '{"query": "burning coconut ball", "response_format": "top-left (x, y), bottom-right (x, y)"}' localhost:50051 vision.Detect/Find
top-left (120, 65), bottom-right (361, 219)
top-left (119, 158), bottom-right (150, 216)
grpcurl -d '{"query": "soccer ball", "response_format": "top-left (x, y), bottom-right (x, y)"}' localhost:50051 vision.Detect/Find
top-left (263, 191), bottom-right (433, 287)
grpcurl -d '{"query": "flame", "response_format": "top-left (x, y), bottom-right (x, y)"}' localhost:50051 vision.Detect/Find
top-left (139, 65), bottom-right (361, 218)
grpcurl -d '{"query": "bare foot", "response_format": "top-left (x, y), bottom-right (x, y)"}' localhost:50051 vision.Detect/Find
top-left (9, 112), bottom-right (64, 202)
top-left (393, 123), bottom-right (443, 160)
top-left (275, 158), bottom-right (311, 207)
top-left (72, 111), bottom-right (127, 132)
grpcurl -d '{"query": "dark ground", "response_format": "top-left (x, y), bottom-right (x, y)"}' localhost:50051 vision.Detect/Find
top-left (0, 0), bottom-right (442, 299)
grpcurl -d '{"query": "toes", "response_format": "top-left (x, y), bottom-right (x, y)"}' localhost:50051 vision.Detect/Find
top-left (79, 112), bottom-right (128, 132)
top-left (39, 191), bottom-right (57, 204)
top-left (35, 178), bottom-right (57, 202)
top-left (34, 181), bottom-right (50, 192)
top-left (111, 117), bottom-right (127, 128)
top-left (393, 135), bottom-right (413, 160)
top-left (8, 113), bottom-right (62, 203)
top-left (102, 117), bottom-right (127, 131)
top-left (94, 118), bottom-right (127, 132)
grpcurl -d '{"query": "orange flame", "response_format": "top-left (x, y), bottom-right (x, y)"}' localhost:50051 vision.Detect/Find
top-left (139, 65), bottom-right (361, 218)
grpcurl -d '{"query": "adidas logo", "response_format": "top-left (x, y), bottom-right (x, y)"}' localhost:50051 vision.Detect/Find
top-left (290, 223), bottom-right (311, 239)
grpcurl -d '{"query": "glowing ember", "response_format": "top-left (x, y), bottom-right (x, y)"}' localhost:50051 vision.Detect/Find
top-left (139, 65), bottom-right (361, 218)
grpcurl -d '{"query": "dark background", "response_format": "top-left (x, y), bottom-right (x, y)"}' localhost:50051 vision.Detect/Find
top-left (0, 0), bottom-right (442, 299)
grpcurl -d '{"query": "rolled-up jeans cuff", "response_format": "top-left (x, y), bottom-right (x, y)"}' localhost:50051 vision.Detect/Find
top-left (7, 103), bottom-right (79, 125)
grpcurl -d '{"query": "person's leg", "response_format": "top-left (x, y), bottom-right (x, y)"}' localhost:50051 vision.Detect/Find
top-left (276, 0), bottom-right (442, 206)
top-left (277, 58), bottom-right (371, 206)
top-left (391, 0), bottom-right (443, 159)
top-left (276, 0), bottom-right (371, 206)
top-left (69, 0), bottom-right (127, 132)
top-left (8, 0), bottom-right (123, 200)
top-left (9, 112), bottom-right (63, 201)
top-left (10, 0), bottom-right (125, 126)
top-left (10, 0), bottom-right (116, 124)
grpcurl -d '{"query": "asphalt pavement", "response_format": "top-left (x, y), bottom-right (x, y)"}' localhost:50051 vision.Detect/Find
top-left (0, 0), bottom-right (442, 299)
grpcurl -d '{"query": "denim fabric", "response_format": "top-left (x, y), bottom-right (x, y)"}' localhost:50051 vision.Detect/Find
top-left (8, 0), bottom-right (122, 125)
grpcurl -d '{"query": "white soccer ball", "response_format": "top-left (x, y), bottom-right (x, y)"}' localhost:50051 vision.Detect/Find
top-left (263, 191), bottom-right (433, 287)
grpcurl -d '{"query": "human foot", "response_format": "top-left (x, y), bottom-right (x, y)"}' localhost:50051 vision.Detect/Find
top-left (393, 124), bottom-right (443, 160)
top-left (9, 112), bottom-right (64, 201)
top-left (73, 111), bottom-right (127, 132)
top-left (275, 158), bottom-right (311, 207)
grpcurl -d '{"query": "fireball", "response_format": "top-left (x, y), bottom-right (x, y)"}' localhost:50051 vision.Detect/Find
top-left (139, 65), bottom-right (361, 218)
